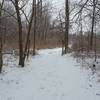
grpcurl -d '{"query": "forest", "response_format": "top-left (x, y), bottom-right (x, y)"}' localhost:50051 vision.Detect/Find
top-left (0, 0), bottom-right (100, 100)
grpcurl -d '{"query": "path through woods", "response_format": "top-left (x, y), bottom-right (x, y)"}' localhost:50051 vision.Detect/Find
top-left (0, 48), bottom-right (100, 100)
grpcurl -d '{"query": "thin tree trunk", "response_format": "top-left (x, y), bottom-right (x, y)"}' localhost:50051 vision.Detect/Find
top-left (90, 0), bottom-right (96, 50)
top-left (80, 12), bottom-right (83, 53)
top-left (40, 0), bottom-right (42, 17)
top-left (65, 0), bottom-right (69, 54)
top-left (15, 0), bottom-right (24, 67)
top-left (23, 0), bottom-right (35, 61)
top-left (87, 32), bottom-right (90, 54)
top-left (33, 0), bottom-right (36, 55)
top-left (0, 0), bottom-right (4, 73)
top-left (0, 37), bottom-right (3, 73)
top-left (94, 22), bottom-right (97, 61)
top-left (27, 39), bottom-right (30, 59)
top-left (0, 22), bottom-right (3, 73)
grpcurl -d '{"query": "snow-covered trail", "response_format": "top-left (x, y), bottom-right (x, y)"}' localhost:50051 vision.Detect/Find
top-left (0, 48), bottom-right (100, 100)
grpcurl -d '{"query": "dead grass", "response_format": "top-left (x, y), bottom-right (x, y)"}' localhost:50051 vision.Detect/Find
top-left (3, 38), bottom-right (62, 50)
top-left (35, 39), bottom-right (62, 49)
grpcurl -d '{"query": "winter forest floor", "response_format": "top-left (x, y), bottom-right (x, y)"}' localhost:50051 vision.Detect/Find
top-left (0, 48), bottom-right (100, 100)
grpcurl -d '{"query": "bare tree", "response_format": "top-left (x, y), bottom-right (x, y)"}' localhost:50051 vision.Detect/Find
top-left (32, 0), bottom-right (36, 55)
top-left (24, 0), bottom-right (36, 61)
top-left (64, 0), bottom-right (69, 54)
top-left (90, 0), bottom-right (96, 50)
top-left (9, 0), bottom-right (24, 66)
top-left (0, 0), bottom-right (4, 73)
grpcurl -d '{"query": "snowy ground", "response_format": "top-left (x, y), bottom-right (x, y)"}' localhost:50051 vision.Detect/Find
top-left (0, 48), bottom-right (100, 100)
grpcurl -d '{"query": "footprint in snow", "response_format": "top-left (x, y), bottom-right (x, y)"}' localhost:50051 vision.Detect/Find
top-left (40, 87), bottom-right (45, 90)
top-left (96, 93), bottom-right (100, 96)
top-left (89, 84), bottom-right (92, 87)
top-left (7, 97), bottom-right (13, 100)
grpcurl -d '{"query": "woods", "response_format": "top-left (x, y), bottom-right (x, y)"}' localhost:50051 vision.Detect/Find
top-left (0, 0), bottom-right (100, 100)
top-left (0, 0), bottom-right (100, 72)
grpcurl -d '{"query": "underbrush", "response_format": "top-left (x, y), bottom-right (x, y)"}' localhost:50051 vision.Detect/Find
top-left (72, 51), bottom-right (100, 83)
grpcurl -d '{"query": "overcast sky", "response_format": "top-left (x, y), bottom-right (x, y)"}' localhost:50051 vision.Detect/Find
top-left (48, 0), bottom-right (80, 20)
top-left (27, 0), bottom-right (80, 20)
top-left (48, 0), bottom-right (65, 20)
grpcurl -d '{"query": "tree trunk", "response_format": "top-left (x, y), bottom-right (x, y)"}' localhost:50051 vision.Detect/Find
top-left (15, 0), bottom-right (24, 67)
top-left (90, 0), bottom-right (96, 50)
top-left (0, 20), bottom-right (3, 72)
top-left (23, 0), bottom-right (35, 61)
top-left (94, 23), bottom-right (97, 61)
top-left (65, 0), bottom-right (69, 54)
top-left (33, 0), bottom-right (36, 55)
top-left (0, 37), bottom-right (3, 73)
top-left (0, 0), bottom-right (4, 73)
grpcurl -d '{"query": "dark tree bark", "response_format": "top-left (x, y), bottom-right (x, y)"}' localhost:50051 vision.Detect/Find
top-left (40, 0), bottom-right (42, 17)
top-left (14, 0), bottom-right (24, 66)
top-left (90, 0), bottom-right (96, 50)
top-left (94, 22), bottom-right (97, 61)
top-left (0, 38), bottom-right (3, 73)
top-left (33, 0), bottom-right (36, 55)
top-left (0, 0), bottom-right (4, 73)
top-left (80, 12), bottom-right (83, 53)
top-left (23, 0), bottom-right (35, 61)
top-left (64, 0), bottom-right (69, 54)
top-left (26, 39), bottom-right (31, 59)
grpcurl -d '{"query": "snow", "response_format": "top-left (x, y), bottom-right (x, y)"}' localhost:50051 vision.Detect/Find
top-left (0, 48), bottom-right (100, 100)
